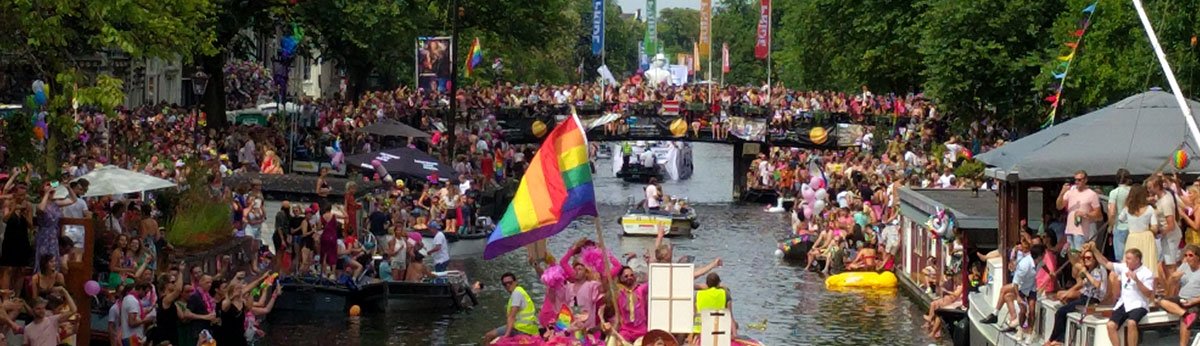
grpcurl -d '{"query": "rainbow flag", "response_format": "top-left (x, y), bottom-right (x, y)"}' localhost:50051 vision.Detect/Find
top-left (465, 37), bottom-right (483, 77)
top-left (555, 305), bottom-right (572, 331)
top-left (483, 114), bottom-right (597, 259)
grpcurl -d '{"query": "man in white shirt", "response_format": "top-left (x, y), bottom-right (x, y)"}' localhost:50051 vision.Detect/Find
top-left (429, 226), bottom-right (451, 272)
top-left (1087, 242), bottom-right (1154, 346)
top-left (121, 283), bottom-right (152, 345)
top-left (937, 167), bottom-right (955, 189)
top-left (1149, 175), bottom-right (1183, 279)
top-left (645, 178), bottom-right (661, 211)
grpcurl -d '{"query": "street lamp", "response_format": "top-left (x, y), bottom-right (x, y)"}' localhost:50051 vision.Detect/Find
top-left (192, 68), bottom-right (209, 98)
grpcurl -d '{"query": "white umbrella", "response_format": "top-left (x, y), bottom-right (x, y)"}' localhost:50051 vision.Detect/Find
top-left (74, 165), bottom-right (177, 197)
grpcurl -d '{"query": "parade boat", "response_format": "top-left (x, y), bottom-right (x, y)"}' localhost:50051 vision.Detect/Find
top-left (619, 199), bottom-right (699, 237)
top-left (740, 187), bottom-right (780, 205)
top-left (612, 141), bottom-right (694, 183)
top-left (273, 276), bottom-right (363, 313)
top-left (417, 216), bottom-right (495, 259)
top-left (384, 270), bottom-right (478, 311)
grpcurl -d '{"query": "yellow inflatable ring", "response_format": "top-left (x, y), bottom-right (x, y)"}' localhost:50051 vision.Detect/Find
top-left (824, 271), bottom-right (898, 289)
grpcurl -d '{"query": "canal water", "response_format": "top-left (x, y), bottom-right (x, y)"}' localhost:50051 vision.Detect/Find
top-left (262, 143), bottom-right (938, 345)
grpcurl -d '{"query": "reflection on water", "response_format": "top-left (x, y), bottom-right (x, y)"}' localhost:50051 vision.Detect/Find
top-left (262, 143), bottom-right (936, 345)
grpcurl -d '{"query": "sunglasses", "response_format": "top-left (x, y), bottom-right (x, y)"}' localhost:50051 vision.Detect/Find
top-left (1187, 253), bottom-right (1197, 258)
top-left (1083, 256), bottom-right (1094, 260)
top-left (501, 280), bottom-right (515, 286)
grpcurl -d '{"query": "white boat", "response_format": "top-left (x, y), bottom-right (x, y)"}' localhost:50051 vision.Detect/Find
top-left (612, 141), bottom-right (693, 183)
top-left (619, 203), bottom-right (698, 238)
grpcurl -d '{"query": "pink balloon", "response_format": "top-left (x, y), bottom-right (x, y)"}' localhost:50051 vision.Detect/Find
top-left (803, 206), bottom-right (813, 220)
top-left (809, 176), bottom-right (824, 190)
top-left (84, 280), bottom-right (101, 297)
top-left (801, 187), bottom-right (816, 202)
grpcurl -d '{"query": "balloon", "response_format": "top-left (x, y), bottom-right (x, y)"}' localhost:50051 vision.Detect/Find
top-left (809, 176), bottom-right (824, 190)
top-left (801, 186), bottom-right (816, 203)
top-left (803, 206), bottom-right (813, 220)
top-left (31, 80), bottom-right (47, 106)
top-left (349, 305), bottom-right (361, 317)
top-left (815, 188), bottom-right (829, 202)
top-left (84, 280), bottom-right (101, 297)
top-left (1174, 150), bottom-right (1189, 170)
top-left (774, 249), bottom-right (784, 258)
top-left (813, 200), bottom-right (827, 215)
top-left (33, 127), bottom-right (44, 141)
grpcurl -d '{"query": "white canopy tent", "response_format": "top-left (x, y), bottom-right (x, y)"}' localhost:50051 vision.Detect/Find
top-left (73, 165), bottom-right (177, 197)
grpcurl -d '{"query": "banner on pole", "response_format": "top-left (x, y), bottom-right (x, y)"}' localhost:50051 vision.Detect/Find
top-left (699, 0), bottom-right (712, 58)
top-left (721, 43), bottom-right (730, 73)
top-left (416, 36), bottom-right (453, 92)
top-left (592, 0), bottom-right (605, 56)
top-left (644, 0), bottom-right (658, 55)
top-left (755, 0), bottom-right (771, 60)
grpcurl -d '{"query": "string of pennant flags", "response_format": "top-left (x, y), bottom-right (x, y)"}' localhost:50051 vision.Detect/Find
top-left (1043, 1), bottom-right (1098, 128)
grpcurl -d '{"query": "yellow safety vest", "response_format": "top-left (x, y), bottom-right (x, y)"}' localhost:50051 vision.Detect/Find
top-left (692, 287), bottom-right (728, 333)
top-left (512, 286), bottom-right (540, 335)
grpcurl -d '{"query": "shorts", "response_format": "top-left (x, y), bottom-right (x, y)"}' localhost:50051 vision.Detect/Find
top-left (434, 262), bottom-right (449, 272)
top-left (1019, 289), bottom-right (1037, 301)
top-left (245, 225), bottom-right (262, 239)
top-left (1160, 230), bottom-right (1183, 264)
top-left (1109, 306), bottom-right (1148, 327)
top-left (491, 325), bottom-right (534, 337)
top-left (64, 225), bottom-right (85, 249)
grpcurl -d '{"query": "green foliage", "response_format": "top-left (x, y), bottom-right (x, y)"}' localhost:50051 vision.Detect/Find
top-left (917, 0), bottom-right (1062, 127)
top-left (1036, 0), bottom-right (1200, 121)
top-left (775, 0), bottom-right (924, 91)
top-left (954, 159), bottom-right (985, 179)
top-left (657, 8), bottom-right (701, 58)
top-left (165, 165), bottom-right (232, 250)
top-left (711, 0), bottom-right (765, 86)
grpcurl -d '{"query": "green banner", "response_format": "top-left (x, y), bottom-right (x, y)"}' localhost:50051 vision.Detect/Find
top-left (644, 0), bottom-right (657, 55)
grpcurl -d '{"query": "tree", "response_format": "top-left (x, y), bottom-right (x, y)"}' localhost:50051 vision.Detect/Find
top-left (774, 0), bottom-right (923, 92)
top-left (1037, 0), bottom-right (1200, 123)
top-left (569, 0), bottom-right (646, 83)
top-left (711, 0), bottom-right (766, 86)
top-left (917, 0), bottom-right (1063, 129)
top-left (657, 8), bottom-right (701, 59)
top-left (297, 0), bottom-right (416, 98)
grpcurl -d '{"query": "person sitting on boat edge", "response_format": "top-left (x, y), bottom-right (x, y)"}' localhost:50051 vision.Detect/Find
top-left (1045, 247), bottom-right (1107, 346)
top-left (1156, 244), bottom-right (1200, 346)
top-left (981, 242), bottom-right (1043, 333)
top-left (1086, 242), bottom-right (1155, 346)
top-left (483, 272), bottom-right (540, 344)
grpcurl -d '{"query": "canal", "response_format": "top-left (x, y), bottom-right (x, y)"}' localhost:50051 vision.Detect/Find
top-left (262, 143), bottom-right (939, 345)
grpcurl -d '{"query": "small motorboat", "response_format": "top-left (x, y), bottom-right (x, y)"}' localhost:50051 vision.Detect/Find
top-left (418, 217), bottom-right (494, 259)
top-left (385, 270), bottom-right (478, 311)
top-left (741, 188), bottom-right (779, 205)
top-left (619, 201), bottom-right (698, 237)
top-left (616, 163), bottom-right (664, 183)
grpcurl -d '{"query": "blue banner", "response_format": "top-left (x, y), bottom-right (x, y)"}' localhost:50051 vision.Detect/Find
top-left (592, 0), bottom-right (605, 56)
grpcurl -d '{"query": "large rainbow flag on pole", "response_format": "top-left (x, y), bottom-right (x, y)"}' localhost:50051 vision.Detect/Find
top-left (483, 114), bottom-right (597, 259)
top-left (465, 37), bottom-right (483, 77)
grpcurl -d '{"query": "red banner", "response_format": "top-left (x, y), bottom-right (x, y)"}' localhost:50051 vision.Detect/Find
top-left (722, 43), bottom-right (730, 73)
top-left (755, 0), bottom-right (771, 60)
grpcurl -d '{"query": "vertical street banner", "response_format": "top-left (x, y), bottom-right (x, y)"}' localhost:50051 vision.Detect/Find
top-left (722, 42), bottom-right (730, 73)
top-left (699, 0), bottom-right (712, 58)
top-left (592, 0), bottom-right (605, 56)
top-left (644, 0), bottom-right (657, 55)
top-left (755, 0), bottom-right (771, 60)
top-left (416, 36), bottom-right (453, 92)
top-left (691, 44), bottom-right (700, 74)
top-left (639, 40), bottom-right (649, 71)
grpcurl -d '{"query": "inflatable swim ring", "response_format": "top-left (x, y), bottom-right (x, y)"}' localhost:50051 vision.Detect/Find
top-left (824, 271), bottom-right (898, 289)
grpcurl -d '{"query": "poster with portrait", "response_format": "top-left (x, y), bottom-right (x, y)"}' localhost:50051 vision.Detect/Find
top-left (415, 37), bottom-right (453, 93)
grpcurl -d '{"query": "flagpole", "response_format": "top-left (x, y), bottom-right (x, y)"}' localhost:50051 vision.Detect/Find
top-left (1131, 0), bottom-right (1200, 151)
top-left (765, 2), bottom-right (772, 105)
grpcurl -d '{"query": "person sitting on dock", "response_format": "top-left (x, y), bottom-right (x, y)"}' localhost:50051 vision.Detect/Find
top-left (1157, 244), bottom-right (1200, 346)
top-left (981, 243), bottom-right (1043, 333)
top-left (483, 272), bottom-right (539, 344)
top-left (923, 267), bottom-right (966, 339)
top-left (1086, 242), bottom-right (1155, 346)
top-left (1046, 247), bottom-right (1107, 346)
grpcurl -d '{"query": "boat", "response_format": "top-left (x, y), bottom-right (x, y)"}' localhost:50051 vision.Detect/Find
top-left (385, 270), bottom-right (478, 311)
top-left (740, 188), bottom-right (779, 205)
top-left (612, 141), bottom-right (693, 183)
top-left (418, 217), bottom-right (495, 259)
top-left (776, 235), bottom-right (814, 263)
top-left (619, 204), bottom-right (699, 237)
top-left (273, 276), bottom-right (357, 313)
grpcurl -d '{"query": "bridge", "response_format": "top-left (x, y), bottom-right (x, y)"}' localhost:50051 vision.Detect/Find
top-left (490, 102), bottom-right (881, 199)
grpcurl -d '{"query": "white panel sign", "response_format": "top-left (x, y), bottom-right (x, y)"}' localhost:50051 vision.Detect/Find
top-left (648, 263), bottom-right (694, 333)
top-left (699, 309), bottom-right (733, 346)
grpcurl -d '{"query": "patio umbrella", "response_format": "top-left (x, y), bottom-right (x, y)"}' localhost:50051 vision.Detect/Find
top-left (345, 147), bottom-right (455, 182)
top-left (357, 119), bottom-right (432, 138)
top-left (73, 165), bottom-right (177, 197)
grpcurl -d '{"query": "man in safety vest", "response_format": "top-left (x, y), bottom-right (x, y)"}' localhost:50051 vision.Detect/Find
top-left (483, 272), bottom-right (540, 343)
top-left (692, 273), bottom-right (736, 342)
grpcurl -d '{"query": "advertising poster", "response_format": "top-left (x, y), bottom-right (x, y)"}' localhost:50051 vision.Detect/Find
top-left (416, 36), bottom-right (452, 92)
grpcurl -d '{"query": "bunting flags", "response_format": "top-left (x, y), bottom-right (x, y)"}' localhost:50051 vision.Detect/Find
top-left (1042, 1), bottom-right (1098, 128)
